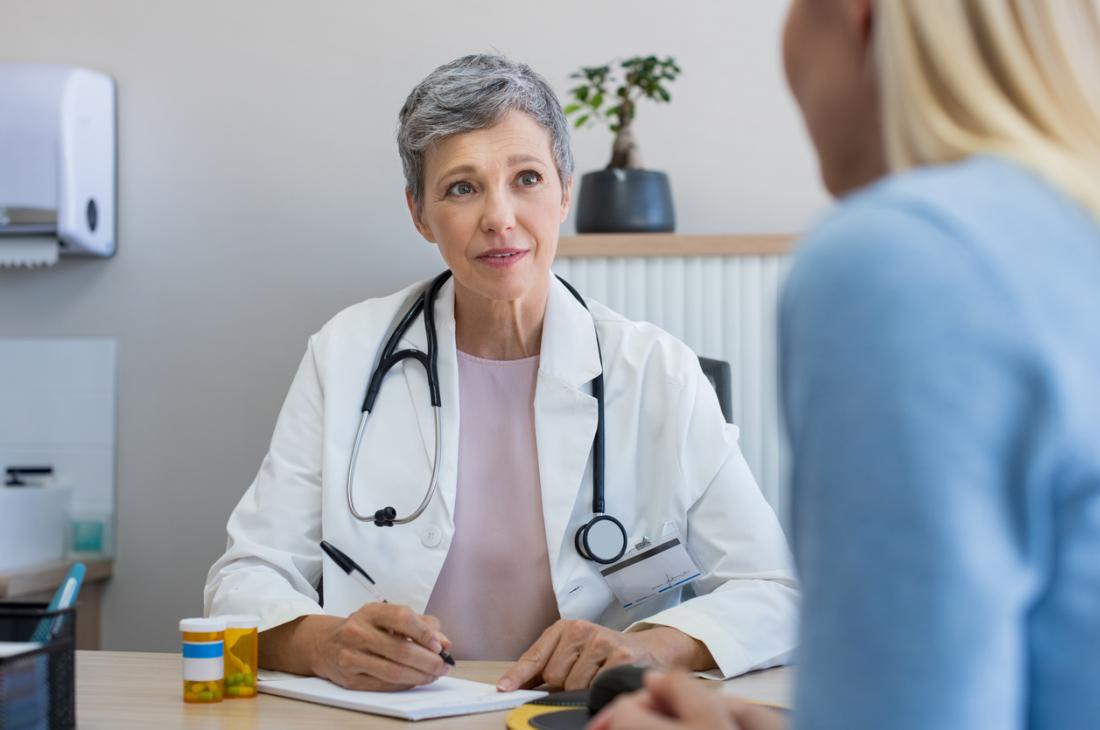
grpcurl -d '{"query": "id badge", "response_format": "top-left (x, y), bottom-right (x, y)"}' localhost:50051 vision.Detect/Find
top-left (599, 530), bottom-right (702, 609)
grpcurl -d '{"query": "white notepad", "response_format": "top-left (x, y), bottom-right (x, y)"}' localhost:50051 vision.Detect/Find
top-left (257, 672), bottom-right (546, 721)
top-left (0, 642), bottom-right (42, 658)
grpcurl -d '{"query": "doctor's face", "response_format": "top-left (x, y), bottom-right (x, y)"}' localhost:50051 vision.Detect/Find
top-left (407, 109), bottom-right (571, 306)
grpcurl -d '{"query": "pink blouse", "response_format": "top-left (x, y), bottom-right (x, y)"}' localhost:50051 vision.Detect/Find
top-left (423, 351), bottom-right (560, 660)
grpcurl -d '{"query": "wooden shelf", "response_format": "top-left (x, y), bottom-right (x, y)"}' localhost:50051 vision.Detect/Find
top-left (0, 557), bottom-right (113, 599)
top-left (557, 233), bottom-right (797, 258)
top-left (0, 557), bottom-right (114, 650)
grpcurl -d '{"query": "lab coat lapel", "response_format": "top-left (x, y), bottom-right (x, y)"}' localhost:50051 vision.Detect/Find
top-left (399, 276), bottom-right (459, 523)
top-left (535, 277), bottom-right (603, 571)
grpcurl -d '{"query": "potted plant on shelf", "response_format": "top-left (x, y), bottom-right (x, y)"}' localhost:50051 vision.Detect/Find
top-left (564, 55), bottom-right (682, 233)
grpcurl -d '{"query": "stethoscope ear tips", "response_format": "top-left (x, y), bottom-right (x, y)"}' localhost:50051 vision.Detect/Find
top-left (373, 506), bottom-right (397, 527)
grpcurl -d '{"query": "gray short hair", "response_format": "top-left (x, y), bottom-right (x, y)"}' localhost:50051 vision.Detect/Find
top-left (398, 54), bottom-right (575, 206)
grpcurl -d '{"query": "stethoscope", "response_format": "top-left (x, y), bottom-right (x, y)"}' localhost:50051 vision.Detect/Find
top-left (346, 270), bottom-right (629, 565)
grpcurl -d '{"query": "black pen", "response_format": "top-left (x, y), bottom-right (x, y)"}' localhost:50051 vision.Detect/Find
top-left (319, 540), bottom-right (456, 666)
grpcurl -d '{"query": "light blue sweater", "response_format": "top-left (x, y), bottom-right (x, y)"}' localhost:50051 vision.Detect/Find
top-left (780, 156), bottom-right (1100, 730)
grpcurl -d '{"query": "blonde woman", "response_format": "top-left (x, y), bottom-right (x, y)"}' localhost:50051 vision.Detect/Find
top-left (593, 0), bottom-right (1100, 728)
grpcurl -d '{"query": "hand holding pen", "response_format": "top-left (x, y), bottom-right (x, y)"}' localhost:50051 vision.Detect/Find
top-left (315, 540), bottom-right (454, 691)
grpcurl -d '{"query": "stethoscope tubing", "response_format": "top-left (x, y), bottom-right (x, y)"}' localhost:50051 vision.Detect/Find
top-left (346, 404), bottom-right (443, 525)
top-left (345, 270), bottom-right (624, 563)
top-left (554, 276), bottom-right (607, 515)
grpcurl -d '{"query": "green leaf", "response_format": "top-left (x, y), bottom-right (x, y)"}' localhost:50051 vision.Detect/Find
top-left (574, 114), bottom-right (590, 128)
top-left (584, 64), bottom-right (610, 82)
top-left (563, 103), bottom-right (582, 115)
top-left (590, 92), bottom-right (604, 109)
top-left (576, 86), bottom-right (589, 102)
top-left (657, 86), bottom-right (670, 102)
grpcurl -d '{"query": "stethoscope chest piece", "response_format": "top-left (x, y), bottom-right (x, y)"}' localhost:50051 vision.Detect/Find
top-left (575, 514), bottom-right (628, 565)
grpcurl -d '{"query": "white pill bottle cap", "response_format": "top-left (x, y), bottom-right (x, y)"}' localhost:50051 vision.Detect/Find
top-left (179, 617), bottom-right (226, 633)
top-left (212, 614), bottom-right (260, 629)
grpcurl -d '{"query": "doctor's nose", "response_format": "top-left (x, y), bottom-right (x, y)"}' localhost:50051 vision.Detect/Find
top-left (480, 189), bottom-right (516, 236)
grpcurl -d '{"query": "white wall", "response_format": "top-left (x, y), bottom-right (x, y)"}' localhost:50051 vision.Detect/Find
top-left (0, 0), bottom-right (829, 651)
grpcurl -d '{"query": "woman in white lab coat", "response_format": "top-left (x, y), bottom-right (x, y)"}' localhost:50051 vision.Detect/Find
top-left (204, 54), bottom-right (797, 693)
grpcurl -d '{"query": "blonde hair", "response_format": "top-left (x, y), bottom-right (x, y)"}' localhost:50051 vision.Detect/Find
top-left (876, 0), bottom-right (1100, 217)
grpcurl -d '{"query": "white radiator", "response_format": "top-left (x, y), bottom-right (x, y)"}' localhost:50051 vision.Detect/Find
top-left (554, 255), bottom-right (791, 521)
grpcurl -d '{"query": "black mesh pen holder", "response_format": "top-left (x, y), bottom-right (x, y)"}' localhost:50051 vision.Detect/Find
top-left (0, 602), bottom-right (76, 730)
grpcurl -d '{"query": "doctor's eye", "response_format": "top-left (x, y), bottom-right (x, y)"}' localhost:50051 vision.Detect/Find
top-left (516, 170), bottom-right (543, 187)
top-left (446, 181), bottom-right (476, 197)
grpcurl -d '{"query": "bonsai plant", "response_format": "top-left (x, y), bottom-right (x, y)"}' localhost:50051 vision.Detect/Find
top-left (564, 56), bottom-right (682, 233)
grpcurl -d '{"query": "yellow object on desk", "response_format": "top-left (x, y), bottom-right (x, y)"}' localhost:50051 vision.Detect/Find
top-left (506, 694), bottom-right (589, 729)
top-left (179, 617), bottom-right (226, 703)
top-left (220, 614), bottom-right (260, 698)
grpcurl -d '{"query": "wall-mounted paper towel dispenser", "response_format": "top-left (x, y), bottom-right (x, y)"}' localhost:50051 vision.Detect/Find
top-left (0, 64), bottom-right (117, 266)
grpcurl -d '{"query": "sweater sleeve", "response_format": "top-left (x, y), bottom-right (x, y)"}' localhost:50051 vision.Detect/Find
top-left (780, 201), bottom-right (1040, 730)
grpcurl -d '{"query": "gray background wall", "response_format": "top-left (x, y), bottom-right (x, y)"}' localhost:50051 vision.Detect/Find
top-left (0, 0), bottom-right (829, 651)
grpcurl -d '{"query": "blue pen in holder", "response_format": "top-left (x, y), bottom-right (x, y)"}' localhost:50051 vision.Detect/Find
top-left (0, 602), bottom-right (76, 729)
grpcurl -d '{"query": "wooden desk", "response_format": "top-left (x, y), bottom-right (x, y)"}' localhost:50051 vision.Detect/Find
top-left (0, 558), bottom-right (112, 649)
top-left (77, 651), bottom-right (793, 728)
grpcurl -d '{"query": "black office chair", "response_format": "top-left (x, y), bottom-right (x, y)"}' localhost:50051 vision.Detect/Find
top-left (698, 356), bottom-right (734, 424)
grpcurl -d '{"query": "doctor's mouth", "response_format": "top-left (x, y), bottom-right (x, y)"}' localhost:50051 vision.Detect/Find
top-left (475, 247), bottom-right (530, 269)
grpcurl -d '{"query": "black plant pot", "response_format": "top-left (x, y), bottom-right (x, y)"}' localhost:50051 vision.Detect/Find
top-left (575, 168), bottom-right (676, 233)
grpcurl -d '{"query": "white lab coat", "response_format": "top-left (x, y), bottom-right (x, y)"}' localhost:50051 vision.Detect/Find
top-left (204, 275), bottom-right (798, 678)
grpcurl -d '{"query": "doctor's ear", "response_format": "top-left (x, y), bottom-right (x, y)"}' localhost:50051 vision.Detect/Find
top-left (405, 188), bottom-right (437, 244)
top-left (560, 176), bottom-right (574, 223)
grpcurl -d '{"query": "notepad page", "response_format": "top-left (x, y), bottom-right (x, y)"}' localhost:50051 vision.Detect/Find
top-left (257, 674), bottom-right (546, 721)
top-left (0, 642), bottom-right (42, 658)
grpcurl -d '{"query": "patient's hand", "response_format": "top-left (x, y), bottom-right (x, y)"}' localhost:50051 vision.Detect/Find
top-left (261, 604), bottom-right (452, 692)
top-left (496, 620), bottom-right (713, 692)
top-left (588, 671), bottom-right (788, 730)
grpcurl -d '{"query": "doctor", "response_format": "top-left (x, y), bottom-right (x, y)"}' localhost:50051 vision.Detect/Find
top-left (204, 54), bottom-right (797, 693)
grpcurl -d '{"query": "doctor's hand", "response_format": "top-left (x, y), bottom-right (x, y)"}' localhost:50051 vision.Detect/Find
top-left (496, 620), bottom-right (713, 692)
top-left (305, 604), bottom-right (453, 692)
top-left (588, 671), bottom-right (788, 730)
